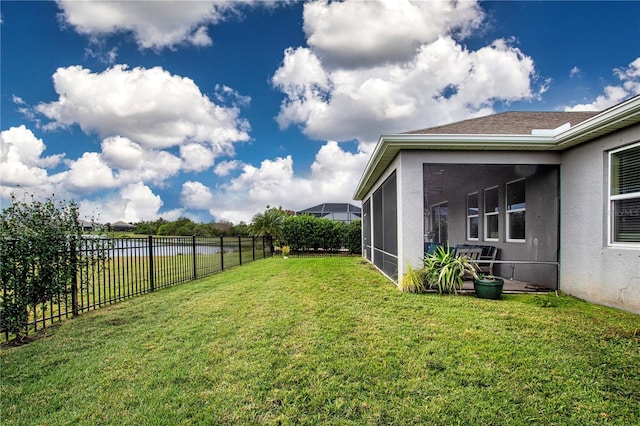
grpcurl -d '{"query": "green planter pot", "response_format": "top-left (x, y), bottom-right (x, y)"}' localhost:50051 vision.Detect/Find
top-left (473, 277), bottom-right (504, 300)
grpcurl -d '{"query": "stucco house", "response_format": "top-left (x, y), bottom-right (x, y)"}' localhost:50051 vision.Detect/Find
top-left (354, 95), bottom-right (640, 314)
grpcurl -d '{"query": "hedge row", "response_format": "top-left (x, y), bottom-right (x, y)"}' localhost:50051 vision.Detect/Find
top-left (282, 215), bottom-right (361, 254)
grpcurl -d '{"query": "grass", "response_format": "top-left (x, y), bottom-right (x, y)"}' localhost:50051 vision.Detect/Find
top-left (1, 257), bottom-right (639, 425)
top-left (13, 249), bottom-right (266, 337)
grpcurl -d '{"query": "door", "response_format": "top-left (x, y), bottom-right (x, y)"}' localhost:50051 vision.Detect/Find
top-left (432, 202), bottom-right (448, 245)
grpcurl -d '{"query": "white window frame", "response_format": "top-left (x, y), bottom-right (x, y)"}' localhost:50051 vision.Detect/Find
top-left (484, 186), bottom-right (499, 242)
top-left (608, 141), bottom-right (640, 247)
top-left (467, 192), bottom-right (479, 241)
top-left (506, 178), bottom-right (526, 243)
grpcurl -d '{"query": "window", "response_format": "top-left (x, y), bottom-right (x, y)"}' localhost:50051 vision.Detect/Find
top-left (484, 186), bottom-right (499, 241)
top-left (506, 179), bottom-right (525, 242)
top-left (467, 192), bottom-right (479, 240)
top-left (610, 143), bottom-right (640, 244)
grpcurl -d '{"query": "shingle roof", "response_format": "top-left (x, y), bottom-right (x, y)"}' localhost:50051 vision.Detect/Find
top-left (111, 220), bottom-right (135, 228)
top-left (404, 111), bottom-right (599, 135)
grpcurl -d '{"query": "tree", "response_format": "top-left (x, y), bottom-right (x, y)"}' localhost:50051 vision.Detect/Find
top-left (134, 218), bottom-right (167, 235)
top-left (249, 206), bottom-right (289, 250)
top-left (0, 194), bottom-right (82, 341)
top-left (230, 221), bottom-right (250, 237)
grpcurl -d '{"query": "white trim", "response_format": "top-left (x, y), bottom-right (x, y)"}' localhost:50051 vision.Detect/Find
top-left (608, 141), bottom-right (640, 248)
top-left (467, 192), bottom-right (479, 241)
top-left (483, 186), bottom-right (500, 242)
top-left (506, 178), bottom-right (526, 243)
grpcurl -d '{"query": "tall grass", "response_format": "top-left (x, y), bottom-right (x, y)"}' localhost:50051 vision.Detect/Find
top-left (1, 257), bottom-right (638, 425)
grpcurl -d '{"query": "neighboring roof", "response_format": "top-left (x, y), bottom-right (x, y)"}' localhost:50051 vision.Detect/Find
top-left (297, 203), bottom-right (362, 215)
top-left (404, 111), bottom-right (599, 135)
top-left (111, 220), bottom-right (135, 228)
top-left (353, 95), bottom-right (640, 200)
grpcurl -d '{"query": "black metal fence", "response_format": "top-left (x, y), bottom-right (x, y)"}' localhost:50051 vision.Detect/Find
top-left (1, 235), bottom-right (272, 341)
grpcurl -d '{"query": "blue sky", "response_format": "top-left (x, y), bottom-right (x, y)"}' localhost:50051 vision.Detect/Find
top-left (2, 1), bottom-right (639, 225)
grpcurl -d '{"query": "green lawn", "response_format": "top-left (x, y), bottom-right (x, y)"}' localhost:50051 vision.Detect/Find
top-left (1, 257), bottom-right (639, 425)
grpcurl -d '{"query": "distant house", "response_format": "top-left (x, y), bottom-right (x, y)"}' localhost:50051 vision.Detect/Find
top-left (297, 203), bottom-right (362, 224)
top-left (111, 220), bottom-right (135, 232)
top-left (78, 219), bottom-right (100, 232)
top-left (354, 95), bottom-right (640, 314)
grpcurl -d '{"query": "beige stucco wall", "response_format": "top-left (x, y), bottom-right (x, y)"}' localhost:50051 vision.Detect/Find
top-left (560, 124), bottom-right (640, 314)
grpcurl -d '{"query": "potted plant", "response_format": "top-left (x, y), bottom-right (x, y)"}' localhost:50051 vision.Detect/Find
top-left (281, 245), bottom-right (291, 259)
top-left (473, 273), bottom-right (504, 300)
top-left (423, 246), bottom-right (477, 295)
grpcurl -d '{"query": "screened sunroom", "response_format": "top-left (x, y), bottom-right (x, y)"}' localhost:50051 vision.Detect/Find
top-left (354, 97), bottom-right (640, 314)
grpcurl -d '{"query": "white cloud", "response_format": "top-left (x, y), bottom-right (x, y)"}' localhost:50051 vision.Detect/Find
top-left (303, 0), bottom-right (484, 68)
top-left (615, 57), bottom-right (640, 93)
top-left (214, 84), bottom-right (251, 107)
top-left (569, 66), bottom-right (581, 78)
top-left (214, 160), bottom-right (243, 177)
top-left (101, 136), bottom-right (144, 170)
top-left (36, 65), bottom-right (250, 152)
top-left (79, 182), bottom-right (182, 224)
top-left (103, 139), bottom-right (180, 186)
top-left (56, 0), bottom-right (227, 50)
top-left (181, 181), bottom-right (214, 210)
top-left (272, 0), bottom-right (540, 142)
top-left (120, 183), bottom-right (164, 221)
top-left (62, 151), bottom-right (117, 191)
top-left (564, 57), bottom-right (640, 111)
top-left (115, 149), bottom-right (182, 185)
top-left (251, 0), bottom-right (542, 223)
top-left (55, 0), bottom-right (287, 51)
top-left (0, 125), bottom-right (63, 188)
top-left (180, 144), bottom-right (217, 172)
top-left (55, 134), bottom-right (184, 194)
top-left (84, 44), bottom-right (118, 64)
top-left (274, 36), bottom-right (535, 141)
top-left (206, 141), bottom-right (369, 222)
top-left (310, 141), bottom-right (370, 196)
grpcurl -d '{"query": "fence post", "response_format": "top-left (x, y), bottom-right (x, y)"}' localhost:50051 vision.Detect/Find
top-left (252, 236), bottom-right (256, 261)
top-left (220, 236), bottom-right (224, 271)
top-left (148, 235), bottom-right (155, 291)
top-left (192, 235), bottom-right (197, 280)
top-left (262, 236), bottom-right (265, 258)
top-left (238, 236), bottom-right (242, 265)
top-left (71, 237), bottom-right (79, 317)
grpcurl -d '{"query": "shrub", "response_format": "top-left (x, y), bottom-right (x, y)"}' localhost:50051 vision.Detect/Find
top-left (400, 263), bottom-right (427, 293)
top-left (0, 194), bottom-right (82, 340)
top-left (346, 220), bottom-right (362, 254)
top-left (282, 215), bottom-right (354, 252)
top-left (423, 246), bottom-right (477, 294)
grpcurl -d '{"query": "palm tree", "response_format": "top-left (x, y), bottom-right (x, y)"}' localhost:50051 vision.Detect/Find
top-left (249, 206), bottom-right (287, 252)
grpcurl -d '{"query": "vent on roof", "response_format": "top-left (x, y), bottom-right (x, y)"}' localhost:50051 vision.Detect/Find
top-left (531, 122), bottom-right (571, 136)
